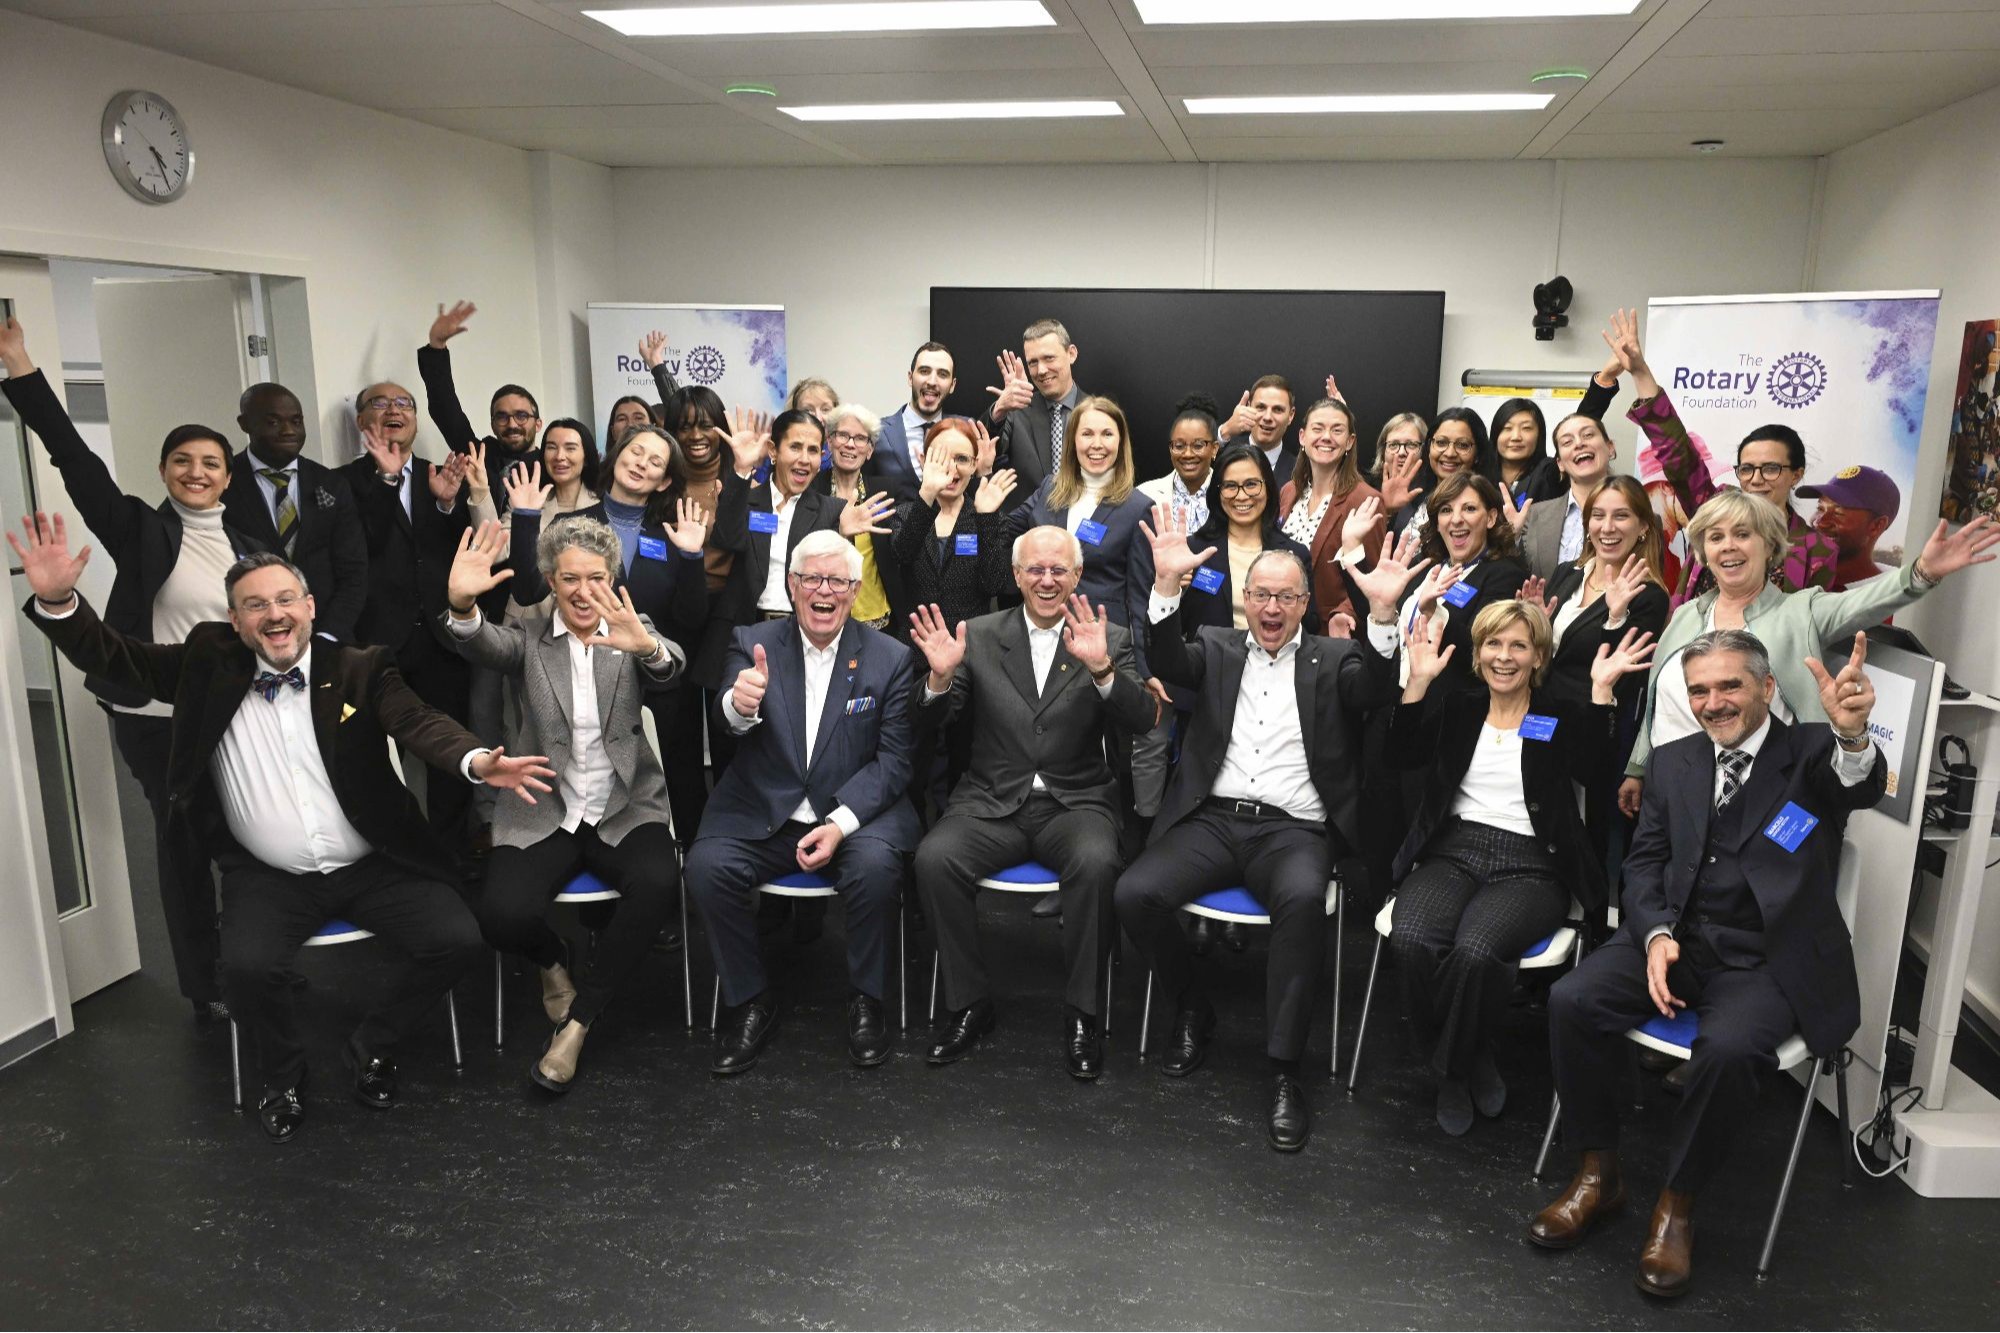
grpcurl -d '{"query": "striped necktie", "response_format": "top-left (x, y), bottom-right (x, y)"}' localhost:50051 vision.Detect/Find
top-left (259, 467), bottom-right (298, 551)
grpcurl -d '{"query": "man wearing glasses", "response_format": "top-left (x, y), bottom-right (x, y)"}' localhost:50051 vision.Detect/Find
top-left (1116, 508), bottom-right (1415, 1151)
top-left (418, 300), bottom-right (545, 502)
top-left (687, 531), bottom-right (920, 1075)
top-left (907, 526), bottom-right (1154, 1080)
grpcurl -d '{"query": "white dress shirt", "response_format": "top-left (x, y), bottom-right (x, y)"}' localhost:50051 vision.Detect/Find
top-left (1558, 492), bottom-right (1586, 565)
top-left (756, 492), bottom-right (802, 613)
top-left (721, 629), bottom-right (860, 835)
top-left (901, 404), bottom-right (938, 472)
top-left (252, 456), bottom-right (301, 529)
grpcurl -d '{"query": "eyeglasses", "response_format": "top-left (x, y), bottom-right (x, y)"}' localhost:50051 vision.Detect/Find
top-left (493, 409), bottom-right (539, 425)
top-left (1168, 439), bottom-right (1215, 454)
top-left (1430, 437), bottom-right (1474, 453)
top-left (1219, 479), bottom-right (1265, 497)
top-left (237, 592), bottom-right (306, 615)
top-left (1383, 440), bottom-right (1421, 454)
top-left (362, 395), bottom-right (416, 413)
top-left (791, 573), bottom-right (857, 593)
top-left (1243, 589), bottom-right (1308, 608)
top-left (1019, 565), bottom-right (1073, 580)
top-left (1735, 462), bottom-right (1795, 481)
top-left (830, 430), bottom-right (873, 447)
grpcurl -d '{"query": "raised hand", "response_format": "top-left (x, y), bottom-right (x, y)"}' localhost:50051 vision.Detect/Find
top-left (447, 520), bottom-right (514, 611)
top-left (1378, 443), bottom-right (1425, 512)
top-left (1600, 552), bottom-right (1647, 623)
top-left (1324, 372), bottom-right (1342, 404)
top-left (0, 316), bottom-right (33, 378)
top-left (971, 419), bottom-right (998, 477)
top-left (724, 406), bottom-right (771, 477)
top-left (429, 449), bottom-right (468, 505)
top-left (470, 746), bottom-right (556, 805)
top-left (1220, 390), bottom-right (1256, 440)
top-left (972, 467), bottom-right (1018, 515)
top-left (1414, 561), bottom-right (1466, 619)
top-left (1805, 634), bottom-right (1876, 739)
top-left (840, 491), bottom-right (896, 537)
top-left (504, 460), bottom-right (552, 513)
top-left (1589, 627), bottom-right (1656, 704)
top-left (580, 583), bottom-right (659, 656)
top-left (1139, 503), bottom-right (1217, 595)
top-left (639, 329), bottom-right (669, 369)
top-left (986, 349), bottom-right (1033, 419)
top-left (1402, 614), bottom-right (1455, 695)
top-left (359, 420), bottom-right (402, 477)
top-left (1502, 488), bottom-right (1532, 533)
top-left (1340, 494), bottom-right (1385, 554)
top-left (428, 300), bottom-right (476, 350)
top-left (732, 642), bottom-right (770, 719)
top-left (1518, 574), bottom-right (1555, 617)
top-left (1915, 514), bottom-right (2000, 581)
top-left (908, 603), bottom-right (966, 688)
top-left (464, 440), bottom-right (491, 498)
top-left (1060, 595), bottom-right (1113, 673)
top-left (6, 512), bottom-right (91, 606)
top-left (918, 438), bottom-right (957, 505)
top-left (1348, 519), bottom-right (1432, 621)
top-left (667, 497), bottom-right (710, 553)
top-left (1601, 307), bottom-right (1656, 396)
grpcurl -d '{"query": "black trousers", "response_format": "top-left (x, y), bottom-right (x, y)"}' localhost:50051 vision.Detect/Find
top-left (686, 821), bottom-right (904, 1007)
top-left (110, 711), bottom-right (220, 1003)
top-left (914, 792), bottom-right (1119, 1017)
top-left (1114, 806), bottom-right (1329, 1062)
top-left (479, 821), bottom-right (678, 1027)
top-left (1391, 819), bottom-right (1567, 1080)
top-left (649, 686), bottom-right (711, 845)
top-left (392, 628), bottom-right (473, 852)
top-left (1550, 929), bottom-right (1796, 1191)
top-left (218, 853), bottom-right (482, 1091)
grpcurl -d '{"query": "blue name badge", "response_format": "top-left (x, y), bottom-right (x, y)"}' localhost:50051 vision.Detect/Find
top-left (1442, 579), bottom-right (1478, 609)
top-left (1190, 566), bottom-right (1225, 595)
top-left (1763, 802), bottom-right (1820, 853)
top-left (1076, 519), bottom-right (1108, 546)
top-left (954, 533), bottom-right (979, 556)
top-left (1518, 713), bottom-right (1558, 742)
top-left (748, 510), bottom-right (781, 535)
top-left (636, 534), bottom-right (669, 562)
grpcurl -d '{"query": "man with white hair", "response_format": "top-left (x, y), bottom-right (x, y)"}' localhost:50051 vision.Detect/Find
top-left (687, 529), bottom-right (920, 1075)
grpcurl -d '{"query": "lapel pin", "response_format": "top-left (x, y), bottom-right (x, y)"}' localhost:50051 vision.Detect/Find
top-left (847, 658), bottom-right (859, 669)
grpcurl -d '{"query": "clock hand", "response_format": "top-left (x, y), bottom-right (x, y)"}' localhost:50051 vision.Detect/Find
top-left (148, 145), bottom-right (170, 179)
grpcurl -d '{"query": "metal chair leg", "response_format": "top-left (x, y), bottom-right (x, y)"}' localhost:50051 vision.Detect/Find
top-left (1533, 1093), bottom-right (1562, 1178)
top-left (709, 976), bottom-right (721, 1033)
top-left (446, 992), bottom-right (463, 1069)
top-left (1103, 942), bottom-right (1116, 1038)
top-left (493, 953), bottom-right (505, 1051)
top-left (928, 951), bottom-right (940, 1024)
top-left (680, 883), bottom-right (694, 1034)
top-left (1757, 1056), bottom-right (1828, 1278)
top-left (898, 900), bottom-right (909, 1034)
top-left (1138, 971), bottom-right (1155, 1059)
top-left (1345, 933), bottom-right (1385, 1094)
top-left (1330, 879), bottom-right (1345, 1079)
top-left (1834, 1054), bottom-right (1854, 1188)
top-left (230, 1019), bottom-right (243, 1111)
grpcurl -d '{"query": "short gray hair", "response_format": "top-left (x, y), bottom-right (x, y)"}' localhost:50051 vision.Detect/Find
top-left (824, 402), bottom-right (881, 442)
top-left (1012, 525), bottom-right (1082, 568)
top-left (225, 552), bottom-right (310, 606)
top-left (1681, 627), bottom-right (1772, 681)
top-left (1023, 317), bottom-right (1071, 347)
top-left (1246, 548), bottom-right (1309, 590)
top-left (536, 516), bottom-right (621, 581)
top-left (789, 528), bottom-right (863, 580)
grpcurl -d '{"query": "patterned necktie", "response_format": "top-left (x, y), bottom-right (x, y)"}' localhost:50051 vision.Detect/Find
top-left (1049, 401), bottom-right (1069, 477)
top-left (259, 467), bottom-right (297, 551)
top-left (1716, 748), bottom-right (1751, 810)
top-left (253, 666), bottom-right (306, 702)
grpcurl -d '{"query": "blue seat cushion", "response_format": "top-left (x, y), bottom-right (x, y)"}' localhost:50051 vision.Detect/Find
top-left (1633, 1008), bottom-right (1701, 1050)
top-left (561, 871), bottom-right (616, 898)
top-left (313, 920), bottom-right (366, 940)
top-left (1191, 886), bottom-right (1265, 919)
top-left (765, 870), bottom-right (837, 890)
top-left (982, 861), bottom-right (1060, 885)
top-left (1520, 931), bottom-right (1560, 961)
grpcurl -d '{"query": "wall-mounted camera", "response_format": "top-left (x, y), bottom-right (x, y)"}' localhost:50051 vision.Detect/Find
top-left (1533, 276), bottom-right (1572, 341)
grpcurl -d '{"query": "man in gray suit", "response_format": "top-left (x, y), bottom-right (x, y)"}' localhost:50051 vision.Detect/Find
top-left (909, 526), bottom-right (1155, 1079)
top-left (443, 518), bottom-right (687, 1095)
top-left (986, 318), bottom-right (1086, 505)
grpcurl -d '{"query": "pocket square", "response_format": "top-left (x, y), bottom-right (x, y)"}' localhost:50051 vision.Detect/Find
top-left (340, 703), bottom-right (356, 722)
top-left (844, 695), bottom-right (877, 716)
top-left (315, 486), bottom-right (338, 509)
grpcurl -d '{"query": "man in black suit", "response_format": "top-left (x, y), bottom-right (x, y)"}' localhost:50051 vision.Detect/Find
top-left (1218, 375), bottom-right (1299, 481)
top-left (909, 526), bottom-right (1155, 1078)
top-left (340, 384), bottom-right (478, 854)
top-left (687, 529), bottom-right (920, 1075)
top-left (985, 318), bottom-right (1085, 505)
top-left (12, 514), bottom-right (551, 1144)
top-left (1529, 629), bottom-right (1886, 1299)
top-left (224, 382), bottom-right (367, 645)
top-left (419, 300), bottom-right (542, 499)
top-left (1115, 505), bottom-right (1412, 1151)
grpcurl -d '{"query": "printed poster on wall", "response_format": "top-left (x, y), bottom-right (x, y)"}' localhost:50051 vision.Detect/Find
top-left (1640, 291), bottom-right (1940, 591)
top-left (1941, 319), bottom-right (2000, 524)
top-left (586, 302), bottom-right (787, 430)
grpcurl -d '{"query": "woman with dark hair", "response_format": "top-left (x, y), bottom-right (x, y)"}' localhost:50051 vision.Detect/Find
top-left (605, 396), bottom-right (654, 459)
top-left (0, 316), bottom-right (269, 1022)
top-left (1385, 406), bottom-right (1500, 541)
top-left (1131, 442), bottom-right (1318, 636)
top-left (1137, 393), bottom-right (1221, 532)
top-left (1280, 396), bottom-right (1383, 625)
top-left (467, 416), bottom-right (600, 532)
top-left (1490, 396), bottom-right (1567, 511)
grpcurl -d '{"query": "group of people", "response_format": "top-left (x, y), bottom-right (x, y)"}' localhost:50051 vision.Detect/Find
top-left (5, 301), bottom-right (1996, 1301)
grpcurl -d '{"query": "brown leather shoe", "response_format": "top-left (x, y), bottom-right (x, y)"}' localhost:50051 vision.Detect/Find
top-left (1526, 1149), bottom-right (1625, 1250)
top-left (541, 961), bottom-right (577, 1025)
top-left (1635, 1187), bottom-right (1695, 1298)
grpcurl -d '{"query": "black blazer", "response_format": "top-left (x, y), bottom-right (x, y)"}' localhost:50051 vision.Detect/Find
top-left (919, 609), bottom-right (1154, 823)
top-left (1130, 531), bottom-right (1319, 686)
top-left (507, 501), bottom-right (709, 652)
top-left (28, 594), bottom-right (482, 884)
top-left (417, 343), bottom-right (538, 497)
top-left (221, 452), bottom-right (367, 645)
top-left (1145, 605), bottom-right (1398, 855)
top-left (1621, 721), bottom-right (1885, 1055)
top-left (811, 469), bottom-right (909, 629)
top-left (887, 498), bottom-right (1011, 636)
top-left (1386, 688), bottom-right (1615, 916)
top-left (1003, 477), bottom-right (1154, 629)
top-left (987, 386), bottom-right (1087, 506)
top-left (1541, 563), bottom-right (1671, 718)
top-left (339, 457), bottom-right (470, 655)
top-left (1223, 435), bottom-right (1298, 488)
top-left (2, 370), bottom-right (267, 707)
top-left (1349, 553), bottom-right (1529, 706)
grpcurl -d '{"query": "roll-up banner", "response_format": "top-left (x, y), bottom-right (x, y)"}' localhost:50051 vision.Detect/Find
top-left (586, 302), bottom-right (787, 429)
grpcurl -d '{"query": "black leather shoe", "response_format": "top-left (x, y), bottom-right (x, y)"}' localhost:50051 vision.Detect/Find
top-left (257, 1085), bottom-right (305, 1144)
top-left (1268, 1072), bottom-right (1310, 1152)
top-left (1221, 921), bottom-right (1248, 953)
top-left (1160, 998), bottom-right (1216, 1078)
top-left (848, 993), bottom-right (890, 1068)
top-left (1188, 916), bottom-right (1214, 957)
top-left (1066, 1013), bottom-right (1102, 1081)
top-left (1030, 891), bottom-right (1062, 920)
top-left (345, 1044), bottom-right (398, 1110)
top-left (712, 999), bottom-right (777, 1076)
top-left (926, 999), bottom-right (996, 1065)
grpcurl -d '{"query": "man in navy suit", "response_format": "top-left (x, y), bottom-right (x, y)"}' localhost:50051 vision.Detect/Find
top-left (1529, 629), bottom-right (1886, 1299)
top-left (872, 341), bottom-right (957, 503)
top-left (687, 529), bottom-right (920, 1075)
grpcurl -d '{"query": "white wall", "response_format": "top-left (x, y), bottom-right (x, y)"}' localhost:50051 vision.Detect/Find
top-left (529, 151), bottom-right (618, 434)
top-left (610, 158), bottom-right (1817, 426)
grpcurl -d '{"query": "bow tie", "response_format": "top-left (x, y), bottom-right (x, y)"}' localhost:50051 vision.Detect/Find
top-left (252, 666), bottom-right (306, 702)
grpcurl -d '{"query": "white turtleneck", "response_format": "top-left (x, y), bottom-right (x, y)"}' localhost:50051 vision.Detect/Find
top-left (153, 499), bottom-right (237, 644)
top-left (1066, 470), bottom-right (1113, 536)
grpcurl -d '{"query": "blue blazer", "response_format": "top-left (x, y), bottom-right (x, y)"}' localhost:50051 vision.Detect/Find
top-left (870, 411), bottom-right (927, 504)
top-left (698, 617), bottom-right (921, 849)
top-left (1004, 477), bottom-right (1154, 629)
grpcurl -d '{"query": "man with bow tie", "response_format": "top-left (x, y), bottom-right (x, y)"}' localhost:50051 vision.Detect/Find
top-left (11, 513), bottom-right (552, 1145)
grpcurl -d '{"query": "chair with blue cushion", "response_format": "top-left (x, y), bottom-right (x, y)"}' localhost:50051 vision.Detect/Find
top-left (1345, 894), bottom-right (1582, 1092)
top-left (709, 870), bottom-right (911, 1032)
top-left (1135, 875), bottom-right (1346, 1073)
top-left (924, 861), bottom-right (1120, 1034)
top-left (229, 919), bottom-right (463, 1109)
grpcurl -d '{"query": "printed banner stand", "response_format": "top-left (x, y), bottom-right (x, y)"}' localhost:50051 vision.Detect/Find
top-left (585, 303), bottom-right (787, 431)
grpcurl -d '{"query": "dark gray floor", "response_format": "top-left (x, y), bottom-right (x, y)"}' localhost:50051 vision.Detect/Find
top-left (4, 792), bottom-right (1999, 1329)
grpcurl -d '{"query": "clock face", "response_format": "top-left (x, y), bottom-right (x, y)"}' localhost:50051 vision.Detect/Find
top-left (100, 91), bottom-right (192, 204)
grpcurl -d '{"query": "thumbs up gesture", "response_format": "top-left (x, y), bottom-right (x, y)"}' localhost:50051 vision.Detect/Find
top-left (732, 641), bottom-right (770, 719)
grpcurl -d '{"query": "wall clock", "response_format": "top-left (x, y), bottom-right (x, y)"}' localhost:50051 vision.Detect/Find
top-left (101, 90), bottom-right (193, 204)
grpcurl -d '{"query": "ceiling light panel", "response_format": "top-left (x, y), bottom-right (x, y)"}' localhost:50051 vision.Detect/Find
top-left (781, 100), bottom-right (1124, 120)
top-left (1185, 93), bottom-right (1554, 114)
top-left (1135, 1), bottom-right (1640, 21)
top-left (585, 3), bottom-right (1056, 37)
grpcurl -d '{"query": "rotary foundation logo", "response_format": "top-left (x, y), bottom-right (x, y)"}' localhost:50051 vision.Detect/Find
top-left (684, 345), bottom-right (726, 385)
top-left (1765, 351), bottom-right (1827, 409)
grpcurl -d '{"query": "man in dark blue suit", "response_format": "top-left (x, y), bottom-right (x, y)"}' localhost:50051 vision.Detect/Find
top-left (872, 341), bottom-right (957, 503)
top-left (1530, 629), bottom-right (1886, 1299)
top-left (687, 529), bottom-right (920, 1074)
